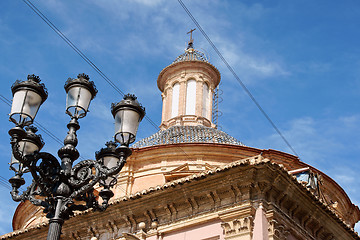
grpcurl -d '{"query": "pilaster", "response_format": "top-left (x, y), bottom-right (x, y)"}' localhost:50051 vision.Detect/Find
top-left (219, 204), bottom-right (255, 240)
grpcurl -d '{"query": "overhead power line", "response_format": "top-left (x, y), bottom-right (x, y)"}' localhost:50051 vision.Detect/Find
top-left (0, 176), bottom-right (12, 191)
top-left (20, 0), bottom-right (193, 160)
top-left (20, 0), bottom-right (297, 159)
top-left (21, 0), bottom-right (124, 96)
top-left (1, 94), bottom-right (63, 145)
top-left (0, 93), bottom-right (86, 192)
top-left (0, 95), bottom-right (12, 105)
top-left (177, 0), bottom-right (299, 157)
top-left (21, 0), bottom-right (159, 131)
top-left (0, 94), bottom-right (87, 162)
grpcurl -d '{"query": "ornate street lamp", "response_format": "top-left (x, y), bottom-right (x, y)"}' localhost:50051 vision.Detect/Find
top-left (9, 125), bottom-right (44, 174)
top-left (7, 74), bottom-right (145, 240)
top-left (64, 73), bottom-right (97, 119)
top-left (9, 74), bottom-right (48, 128)
top-left (111, 94), bottom-right (146, 146)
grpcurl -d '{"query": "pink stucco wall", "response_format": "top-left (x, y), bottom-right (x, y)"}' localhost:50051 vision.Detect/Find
top-left (252, 206), bottom-right (268, 240)
top-left (131, 174), bottom-right (165, 193)
top-left (147, 220), bottom-right (224, 240)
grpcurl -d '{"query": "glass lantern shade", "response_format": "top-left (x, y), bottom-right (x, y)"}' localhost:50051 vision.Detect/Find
top-left (95, 141), bottom-right (120, 187)
top-left (111, 94), bottom-right (145, 146)
top-left (10, 75), bottom-right (48, 127)
top-left (66, 86), bottom-right (92, 118)
top-left (64, 73), bottom-right (97, 119)
top-left (102, 155), bottom-right (119, 186)
top-left (10, 153), bottom-right (23, 173)
top-left (114, 109), bottom-right (141, 145)
top-left (10, 141), bottom-right (39, 173)
top-left (10, 90), bottom-right (42, 127)
top-left (10, 126), bottom-right (44, 173)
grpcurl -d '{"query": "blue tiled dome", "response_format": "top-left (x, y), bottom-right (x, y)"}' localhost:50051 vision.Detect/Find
top-left (172, 48), bottom-right (208, 64)
top-left (132, 125), bottom-right (244, 148)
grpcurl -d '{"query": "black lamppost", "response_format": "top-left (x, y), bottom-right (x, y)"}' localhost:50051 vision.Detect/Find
top-left (7, 74), bottom-right (145, 240)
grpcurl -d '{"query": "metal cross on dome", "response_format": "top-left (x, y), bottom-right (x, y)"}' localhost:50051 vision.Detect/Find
top-left (187, 28), bottom-right (196, 49)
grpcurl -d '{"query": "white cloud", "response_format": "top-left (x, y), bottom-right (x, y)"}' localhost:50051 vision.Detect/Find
top-left (244, 115), bottom-right (360, 208)
top-left (213, 38), bottom-right (290, 83)
top-left (37, 0), bottom-right (289, 83)
top-left (355, 223), bottom-right (360, 235)
top-left (241, 3), bottom-right (267, 20)
top-left (89, 100), bottom-right (114, 122)
top-left (339, 115), bottom-right (360, 127)
top-left (291, 61), bottom-right (332, 74)
top-left (334, 174), bottom-right (355, 185)
top-left (250, 115), bottom-right (360, 162)
top-left (132, 0), bottom-right (164, 7)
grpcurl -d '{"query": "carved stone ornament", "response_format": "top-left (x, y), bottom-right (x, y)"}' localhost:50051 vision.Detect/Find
top-left (221, 217), bottom-right (254, 236)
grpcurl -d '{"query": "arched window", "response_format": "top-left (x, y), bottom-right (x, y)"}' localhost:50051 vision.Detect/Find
top-left (202, 82), bottom-right (209, 118)
top-left (185, 80), bottom-right (196, 115)
top-left (171, 83), bottom-right (180, 118)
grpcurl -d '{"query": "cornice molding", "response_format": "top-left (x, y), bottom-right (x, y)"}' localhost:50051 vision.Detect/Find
top-left (2, 156), bottom-right (359, 240)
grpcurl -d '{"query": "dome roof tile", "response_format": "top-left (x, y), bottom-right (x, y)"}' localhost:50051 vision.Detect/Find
top-left (132, 125), bottom-right (244, 148)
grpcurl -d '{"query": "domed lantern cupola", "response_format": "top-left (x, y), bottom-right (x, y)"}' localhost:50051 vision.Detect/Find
top-left (157, 29), bottom-right (221, 130)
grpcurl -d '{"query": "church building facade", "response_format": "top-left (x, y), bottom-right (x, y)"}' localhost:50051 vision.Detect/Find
top-left (1, 37), bottom-right (360, 240)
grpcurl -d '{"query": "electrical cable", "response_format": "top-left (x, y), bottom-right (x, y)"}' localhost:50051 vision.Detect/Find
top-left (21, 0), bottom-right (297, 161)
top-left (0, 177), bottom-right (12, 190)
top-left (20, 0), bottom-right (192, 159)
top-left (0, 94), bottom-right (88, 191)
top-left (22, 0), bottom-right (160, 131)
top-left (0, 176), bottom-right (23, 192)
top-left (0, 95), bottom-right (11, 105)
top-left (22, 0), bottom-right (124, 96)
top-left (2, 93), bottom-right (162, 194)
top-left (33, 121), bottom-right (63, 146)
top-left (0, 94), bottom-right (86, 157)
top-left (177, 0), bottom-right (299, 157)
top-left (1, 94), bottom-right (64, 146)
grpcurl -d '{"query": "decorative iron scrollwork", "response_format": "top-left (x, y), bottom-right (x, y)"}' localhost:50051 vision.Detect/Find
top-left (8, 124), bottom-right (132, 223)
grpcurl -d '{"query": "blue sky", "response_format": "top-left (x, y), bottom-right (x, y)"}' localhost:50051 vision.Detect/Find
top-left (1, 0), bottom-right (360, 235)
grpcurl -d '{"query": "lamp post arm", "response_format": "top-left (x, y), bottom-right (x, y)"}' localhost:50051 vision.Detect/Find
top-left (69, 175), bottom-right (100, 200)
top-left (10, 140), bottom-right (25, 164)
top-left (99, 154), bottom-right (127, 179)
top-left (68, 149), bottom-right (128, 197)
top-left (65, 147), bottom-right (131, 212)
top-left (68, 160), bottom-right (107, 200)
top-left (9, 179), bottom-right (31, 202)
top-left (28, 194), bottom-right (49, 208)
top-left (10, 138), bottom-right (50, 196)
top-left (9, 180), bottom-right (49, 211)
top-left (9, 127), bottom-right (60, 198)
top-left (9, 133), bottom-right (55, 199)
top-left (28, 183), bottom-right (50, 209)
top-left (9, 126), bottom-right (27, 165)
top-left (106, 145), bottom-right (132, 177)
top-left (68, 160), bottom-right (99, 189)
top-left (26, 152), bottom-right (61, 198)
